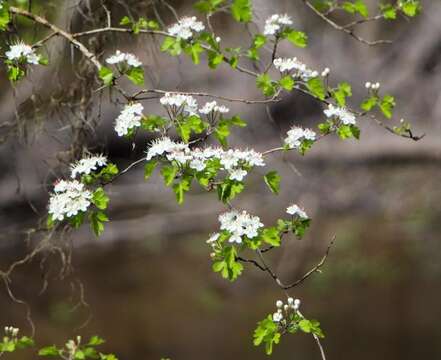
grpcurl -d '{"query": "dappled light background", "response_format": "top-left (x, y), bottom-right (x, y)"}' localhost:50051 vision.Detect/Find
top-left (0, 0), bottom-right (440, 359)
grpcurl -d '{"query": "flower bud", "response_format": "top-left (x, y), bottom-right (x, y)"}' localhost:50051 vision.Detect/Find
top-left (294, 299), bottom-right (301, 310)
top-left (365, 82), bottom-right (371, 89)
top-left (276, 300), bottom-right (283, 308)
top-left (321, 68), bottom-right (330, 77)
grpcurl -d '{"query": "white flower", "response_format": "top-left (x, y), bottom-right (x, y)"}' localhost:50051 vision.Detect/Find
top-left (146, 137), bottom-right (178, 160)
top-left (168, 16), bottom-right (205, 40)
top-left (273, 312), bottom-right (283, 322)
top-left (6, 42), bottom-right (40, 65)
top-left (229, 168), bottom-right (247, 181)
top-left (324, 104), bottom-right (356, 125)
top-left (284, 126), bottom-right (316, 149)
top-left (293, 299), bottom-right (301, 310)
top-left (207, 233), bottom-right (220, 244)
top-left (199, 101), bottom-right (230, 115)
top-left (218, 210), bottom-right (263, 244)
top-left (321, 67), bottom-right (330, 77)
top-left (273, 57), bottom-right (317, 81)
top-left (70, 155), bottom-right (107, 178)
top-left (264, 14), bottom-right (293, 36)
top-left (160, 93), bottom-right (198, 116)
top-left (276, 300), bottom-right (283, 308)
top-left (286, 204), bottom-right (308, 219)
top-left (106, 50), bottom-right (142, 67)
top-left (115, 103), bottom-right (144, 136)
top-left (48, 180), bottom-right (92, 221)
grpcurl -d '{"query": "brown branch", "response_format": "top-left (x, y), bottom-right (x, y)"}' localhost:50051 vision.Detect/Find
top-left (301, 0), bottom-right (392, 46)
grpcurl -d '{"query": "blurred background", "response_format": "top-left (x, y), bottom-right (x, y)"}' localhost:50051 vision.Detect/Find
top-left (0, 0), bottom-right (440, 359)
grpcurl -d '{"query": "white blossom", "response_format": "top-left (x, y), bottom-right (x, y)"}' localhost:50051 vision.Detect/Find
top-left (273, 57), bottom-right (318, 80)
top-left (70, 155), bottom-right (107, 178)
top-left (207, 232), bottom-right (220, 244)
top-left (286, 204), bottom-right (308, 219)
top-left (160, 92), bottom-right (198, 116)
top-left (321, 67), bottom-right (330, 77)
top-left (199, 101), bottom-right (230, 115)
top-left (324, 104), bottom-right (356, 125)
top-left (276, 300), bottom-right (283, 308)
top-left (293, 299), bottom-right (301, 310)
top-left (229, 168), bottom-right (247, 181)
top-left (6, 42), bottom-right (40, 65)
top-left (115, 103), bottom-right (144, 136)
top-left (168, 16), bottom-right (205, 40)
top-left (218, 210), bottom-right (263, 244)
top-left (284, 126), bottom-right (316, 149)
top-left (264, 14), bottom-right (293, 36)
top-left (48, 180), bottom-right (92, 221)
top-left (106, 50), bottom-right (142, 67)
top-left (273, 312), bottom-right (283, 322)
top-left (146, 137), bottom-right (180, 160)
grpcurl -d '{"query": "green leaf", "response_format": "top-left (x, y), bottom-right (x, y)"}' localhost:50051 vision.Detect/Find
top-left (120, 16), bottom-right (132, 26)
top-left (161, 37), bottom-right (182, 56)
top-left (39, 345), bottom-right (61, 356)
top-left (260, 227), bottom-right (281, 247)
top-left (173, 176), bottom-right (192, 204)
top-left (379, 94), bottom-right (395, 119)
top-left (306, 77), bottom-right (326, 100)
top-left (141, 115), bottom-right (167, 132)
top-left (213, 246), bottom-right (244, 281)
top-left (92, 187), bottom-right (110, 210)
top-left (7, 65), bottom-right (25, 82)
top-left (285, 30), bottom-right (308, 48)
top-left (0, 5), bottom-right (10, 31)
top-left (400, 0), bottom-right (421, 17)
top-left (99, 66), bottom-right (114, 86)
top-left (256, 73), bottom-right (276, 97)
top-left (342, 0), bottom-right (369, 17)
top-left (207, 51), bottom-right (224, 69)
top-left (360, 96), bottom-right (378, 111)
top-left (332, 82), bottom-right (352, 107)
top-left (194, 0), bottom-right (225, 13)
top-left (253, 315), bottom-right (281, 355)
top-left (231, 0), bottom-right (252, 22)
top-left (89, 211), bottom-right (109, 237)
top-left (144, 159), bottom-right (158, 179)
top-left (88, 336), bottom-right (105, 346)
top-left (264, 171), bottom-right (281, 194)
top-left (279, 75), bottom-right (295, 91)
top-left (184, 42), bottom-right (204, 64)
top-left (178, 115), bottom-right (206, 143)
top-left (337, 124), bottom-right (360, 139)
top-left (253, 34), bottom-right (267, 49)
top-left (217, 179), bottom-right (244, 203)
top-left (380, 4), bottom-right (397, 19)
top-left (126, 66), bottom-right (144, 86)
top-left (161, 165), bottom-right (178, 186)
top-left (318, 122), bottom-right (332, 135)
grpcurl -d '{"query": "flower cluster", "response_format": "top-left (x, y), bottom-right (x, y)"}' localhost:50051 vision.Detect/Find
top-left (168, 16), bottom-right (205, 40)
top-left (273, 298), bottom-right (301, 322)
top-left (286, 204), bottom-right (308, 219)
top-left (4, 326), bottom-right (19, 338)
top-left (199, 101), bottom-right (229, 115)
top-left (218, 210), bottom-right (264, 244)
top-left (160, 92), bottom-right (198, 116)
top-left (115, 103), bottom-right (144, 136)
top-left (263, 14), bottom-right (293, 36)
top-left (48, 180), bottom-right (92, 221)
top-left (70, 155), bottom-right (107, 179)
top-left (6, 42), bottom-right (41, 65)
top-left (365, 81), bottom-right (380, 90)
top-left (146, 137), bottom-right (265, 180)
top-left (274, 57), bottom-right (318, 81)
top-left (284, 126), bottom-right (316, 149)
top-left (324, 104), bottom-right (356, 125)
top-left (106, 50), bottom-right (142, 68)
